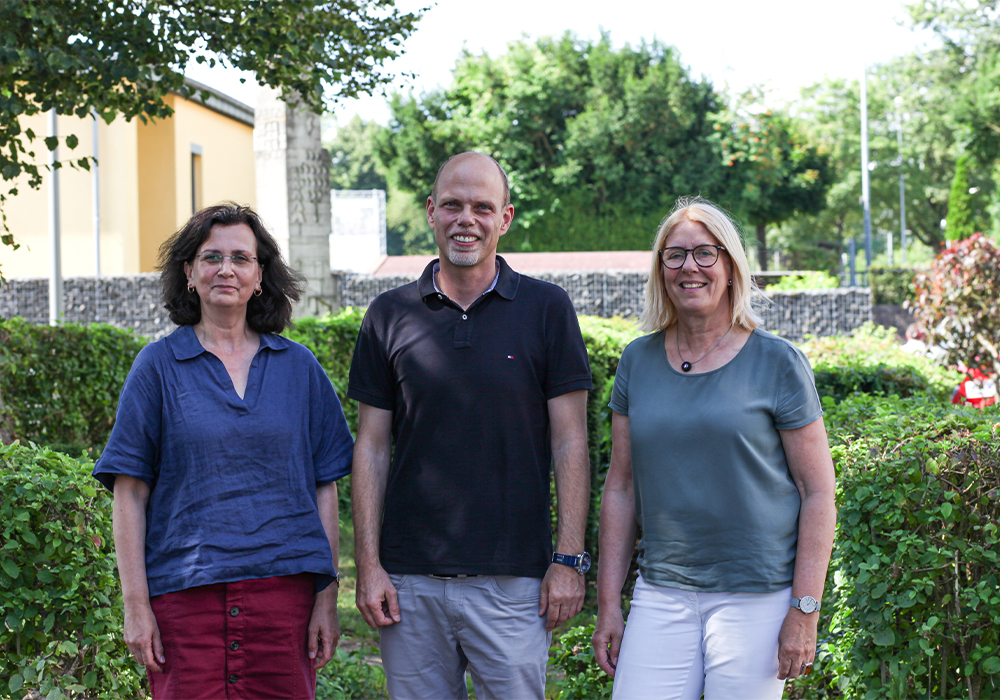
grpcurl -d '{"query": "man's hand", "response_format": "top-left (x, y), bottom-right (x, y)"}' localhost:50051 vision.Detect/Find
top-left (776, 608), bottom-right (818, 680)
top-left (356, 564), bottom-right (401, 629)
top-left (123, 601), bottom-right (165, 672)
top-left (592, 606), bottom-right (625, 678)
top-left (539, 563), bottom-right (585, 631)
top-left (308, 585), bottom-right (340, 669)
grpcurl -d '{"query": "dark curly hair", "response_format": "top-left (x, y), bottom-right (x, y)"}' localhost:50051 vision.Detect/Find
top-left (157, 203), bottom-right (306, 333)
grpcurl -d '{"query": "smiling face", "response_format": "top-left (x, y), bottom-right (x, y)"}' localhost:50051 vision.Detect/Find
top-left (662, 218), bottom-right (733, 323)
top-left (426, 153), bottom-right (514, 270)
top-left (184, 223), bottom-right (262, 315)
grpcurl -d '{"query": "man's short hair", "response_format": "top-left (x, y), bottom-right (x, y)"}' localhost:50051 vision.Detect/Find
top-left (431, 152), bottom-right (511, 209)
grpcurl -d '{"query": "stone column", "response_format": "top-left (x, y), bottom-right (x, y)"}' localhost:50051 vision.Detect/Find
top-left (254, 87), bottom-right (333, 318)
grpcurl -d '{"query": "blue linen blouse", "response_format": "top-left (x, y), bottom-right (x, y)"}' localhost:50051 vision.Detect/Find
top-left (93, 325), bottom-right (354, 597)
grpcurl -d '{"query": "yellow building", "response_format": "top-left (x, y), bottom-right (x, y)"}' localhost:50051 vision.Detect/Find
top-left (0, 79), bottom-right (255, 278)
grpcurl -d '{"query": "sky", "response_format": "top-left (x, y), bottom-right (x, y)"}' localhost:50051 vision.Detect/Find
top-left (185, 0), bottom-right (938, 126)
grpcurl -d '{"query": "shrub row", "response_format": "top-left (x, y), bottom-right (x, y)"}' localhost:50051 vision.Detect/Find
top-left (0, 318), bottom-right (148, 457)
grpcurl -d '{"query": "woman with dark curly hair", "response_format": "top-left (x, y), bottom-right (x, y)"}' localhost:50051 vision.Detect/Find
top-left (93, 203), bottom-right (353, 699)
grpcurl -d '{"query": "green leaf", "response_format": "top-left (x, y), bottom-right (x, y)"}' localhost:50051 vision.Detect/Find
top-left (982, 656), bottom-right (1000, 674)
top-left (873, 628), bottom-right (895, 646)
top-left (65, 134), bottom-right (78, 149)
top-left (8, 674), bottom-right (23, 692)
top-left (940, 502), bottom-right (953, 519)
top-left (1, 559), bottom-right (20, 578)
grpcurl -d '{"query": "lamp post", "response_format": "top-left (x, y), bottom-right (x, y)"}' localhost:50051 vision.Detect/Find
top-left (48, 109), bottom-right (63, 325)
top-left (895, 96), bottom-right (907, 265)
top-left (860, 64), bottom-right (873, 272)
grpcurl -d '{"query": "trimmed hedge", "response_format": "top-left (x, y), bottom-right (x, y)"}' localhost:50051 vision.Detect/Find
top-left (0, 318), bottom-right (148, 457)
top-left (824, 396), bottom-right (1000, 699)
top-left (800, 323), bottom-right (964, 403)
top-left (0, 442), bottom-right (143, 699)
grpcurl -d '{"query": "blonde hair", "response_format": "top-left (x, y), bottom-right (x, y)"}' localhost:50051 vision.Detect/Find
top-left (638, 196), bottom-right (762, 333)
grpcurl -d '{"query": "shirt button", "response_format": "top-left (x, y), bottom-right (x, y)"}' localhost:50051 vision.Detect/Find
top-left (437, 294), bottom-right (443, 299)
top-left (230, 641), bottom-right (240, 651)
top-left (462, 314), bottom-right (468, 320)
top-left (229, 674), bottom-right (238, 684)
top-left (229, 606), bottom-right (239, 617)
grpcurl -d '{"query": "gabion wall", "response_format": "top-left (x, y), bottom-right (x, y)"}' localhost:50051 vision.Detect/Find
top-left (2, 272), bottom-right (872, 342)
top-left (337, 271), bottom-right (872, 342)
top-left (0, 274), bottom-right (175, 340)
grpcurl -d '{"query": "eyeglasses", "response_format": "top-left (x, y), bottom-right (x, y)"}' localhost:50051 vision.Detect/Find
top-left (659, 245), bottom-right (726, 269)
top-left (195, 252), bottom-right (258, 269)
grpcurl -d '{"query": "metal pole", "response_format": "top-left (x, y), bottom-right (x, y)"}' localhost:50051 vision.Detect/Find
top-left (92, 109), bottom-right (100, 277)
top-left (48, 109), bottom-right (63, 325)
top-left (849, 238), bottom-right (857, 287)
top-left (888, 232), bottom-right (894, 267)
top-left (897, 116), bottom-right (907, 266)
top-left (860, 64), bottom-right (873, 269)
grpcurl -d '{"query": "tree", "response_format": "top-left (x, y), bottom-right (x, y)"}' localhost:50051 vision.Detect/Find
top-left (946, 154), bottom-right (977, 240)
top-left (377, 33), bottom-right (727, 253)
top-left (325, 114), bottom-right (428, 255)
top-left (719, 94), bottom-right (833, 271)
top-left (0, 0), bottom-right (421, 255)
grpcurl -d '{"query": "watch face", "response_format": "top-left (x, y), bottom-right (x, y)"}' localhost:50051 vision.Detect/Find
top-left (578, 552), bottom-right (592, 574)
top-left (798, 596), bottom-right (819, 613)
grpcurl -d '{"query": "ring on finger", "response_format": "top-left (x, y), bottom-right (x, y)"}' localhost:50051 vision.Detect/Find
top-left (800, 661), bottom-right (814, 676)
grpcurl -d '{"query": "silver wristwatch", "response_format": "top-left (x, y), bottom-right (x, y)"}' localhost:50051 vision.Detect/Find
top-left (790, 596), bottom-right (821, 613)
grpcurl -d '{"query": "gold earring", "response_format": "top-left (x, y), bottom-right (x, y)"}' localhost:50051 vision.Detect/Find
top-left (187, 284), bottom-right (195, 293)
top-left (253, 287), bottom-right (262, 297)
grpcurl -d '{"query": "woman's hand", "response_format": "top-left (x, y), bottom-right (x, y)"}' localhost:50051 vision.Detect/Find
top-left (776, 608), bottom-right (818, 680)
top-left (308, 584), bottom-right (340, 669)
top-left (592, 606), bottom-right (626, 678)
top-left (123, 600), bottom-right (165, 672)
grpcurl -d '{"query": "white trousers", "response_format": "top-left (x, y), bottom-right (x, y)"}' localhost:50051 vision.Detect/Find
top-left (612, 574), bottom-right (790, 700)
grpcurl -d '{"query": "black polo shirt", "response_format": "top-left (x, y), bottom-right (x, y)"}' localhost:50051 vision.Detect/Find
top-left (348, 256), bottom-right (593, 578)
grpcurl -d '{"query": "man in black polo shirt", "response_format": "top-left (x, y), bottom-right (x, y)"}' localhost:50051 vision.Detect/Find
top-left (348, 151), bottom-right (592, 699)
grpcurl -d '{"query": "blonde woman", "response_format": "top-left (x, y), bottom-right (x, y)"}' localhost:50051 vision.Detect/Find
top-left (592, 197), bottom-right (836, 699)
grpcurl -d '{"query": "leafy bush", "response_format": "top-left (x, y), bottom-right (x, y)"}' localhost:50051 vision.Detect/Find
top-left (801, 323), bottom-right (964, 403)
top-left (0, 319), bottom-right (147, 456)
top-left (868, 268), bottom-right (917, 306)
top-left (549, 624), bottom-right (613, 699)
top-left (577, 317), bottom-right (642, 594)
top-left (316, 644), bottom-right (387, 699)
top-left (285, 308), bottom-right (366, 438)
top-left (0, 441), bottom-right (144, 699)
top-left (825, 397), bottom-right (1000, 699)
top-left (910, 233), bottom-right (1000, 376)
top-left (767, 271), bottom-right (840, 291)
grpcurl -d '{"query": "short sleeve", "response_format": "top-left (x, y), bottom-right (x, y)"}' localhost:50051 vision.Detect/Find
top-left (543, 289), bottom-right (593, 399)
top-left (347, 300), bottom-right (395, 410)
top-left (773, 343), bottom-right (823, 430)
top-left (309, 356), bottom-right (354, 485)
top-left (92, 347), bottom-right (163, 492)
top-left (609, 338), bottom-right (635, 415)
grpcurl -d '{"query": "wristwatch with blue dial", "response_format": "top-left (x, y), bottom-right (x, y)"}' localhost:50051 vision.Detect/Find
top-left (552, 551), bottom-right (591, 575)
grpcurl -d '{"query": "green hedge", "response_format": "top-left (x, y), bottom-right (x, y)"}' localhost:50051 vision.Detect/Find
top-left (0, 442), bottom-right (143, 699)
top-left (824, 396), bottom-right (1000, 699)
top-left (868, 268), bottom-right (917, 306)
top-left (801, 323), bottom-right (963, 403)
top-left (0, 319), bottom-right (148, 457)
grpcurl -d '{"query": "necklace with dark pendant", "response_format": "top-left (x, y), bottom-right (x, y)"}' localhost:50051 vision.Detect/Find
top-left (676, 324), bottom-right (733, 372)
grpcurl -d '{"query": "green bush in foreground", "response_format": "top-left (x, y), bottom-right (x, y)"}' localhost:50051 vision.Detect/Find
top-left (0, 441), bottom-right (143, 699)
top-left (316, 645), bottom-right (387, 699)
top-left (549, 624), bottom-right (612, 699)
top-left (826, 396), bottom-right (1000, 699)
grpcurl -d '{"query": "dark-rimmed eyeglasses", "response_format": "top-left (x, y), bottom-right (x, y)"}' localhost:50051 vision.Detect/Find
top-left (195, 252), bottom-right (258, 269)
top-left (658, 245), bottom-right (726, 269)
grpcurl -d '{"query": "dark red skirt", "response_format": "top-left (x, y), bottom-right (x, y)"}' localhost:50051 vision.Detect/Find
top-left (148, 573), bottom-right (317, 700)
